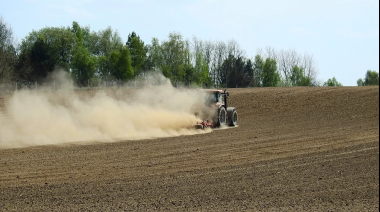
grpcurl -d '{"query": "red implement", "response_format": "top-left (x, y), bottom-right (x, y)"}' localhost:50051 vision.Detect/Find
top-left (195, 120), bottom-right (213, 129)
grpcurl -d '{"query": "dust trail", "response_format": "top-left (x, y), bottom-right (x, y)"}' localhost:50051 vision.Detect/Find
top-left (0, 72), bottom-right (211, 149)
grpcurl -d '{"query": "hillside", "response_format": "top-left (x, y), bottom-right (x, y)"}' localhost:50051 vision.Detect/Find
top-left (0, 86), bottom-right (379, 211)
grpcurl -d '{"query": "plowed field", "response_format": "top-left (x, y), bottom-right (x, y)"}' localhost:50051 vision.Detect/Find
top-left (0, 86), bottom-right (379, 211)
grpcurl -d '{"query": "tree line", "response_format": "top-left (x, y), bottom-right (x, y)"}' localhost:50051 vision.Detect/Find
top-left (0, 18), bottom-right (378, 88)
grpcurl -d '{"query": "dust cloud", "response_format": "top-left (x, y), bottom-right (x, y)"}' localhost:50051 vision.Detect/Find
top-left (0, 72), bottom-right (211, 149)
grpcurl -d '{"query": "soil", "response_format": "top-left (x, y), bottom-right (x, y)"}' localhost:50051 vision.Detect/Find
top-left (0, 86), bottom-right (379, 211)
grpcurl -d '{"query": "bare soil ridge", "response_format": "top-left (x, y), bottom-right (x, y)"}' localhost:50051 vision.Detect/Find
top-left (0, 86), bottom-right (379, 211)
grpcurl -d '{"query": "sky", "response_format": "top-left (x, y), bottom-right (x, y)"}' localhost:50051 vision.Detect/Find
top-left (1, 0), bottom-right (379, 86)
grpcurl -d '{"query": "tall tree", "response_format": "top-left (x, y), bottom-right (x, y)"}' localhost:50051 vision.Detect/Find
top-left (90, 27), bottom-right (123, 84)
top-left (364, 70), bottom-right (379, 86)
top-left (252, 54), bottom-right (264, 87)
top-left (358, 70), bottom-right (380, 86)
top-left (220, 54), bottom-right (235, 88)
top-left (262, 58), bottom-right (280, 87)
top-left (194, 51), bottom-right (211, 87)
top-left (70, 22), bottom-right (97, 87)
top-left (290, 65), bottom-right (311, 86)
top-left (232, 56), bottom-right (248, 88)
top-left (256, 47), bottom-right (319, 86)
top-left (0, 17), bottom-right (16, 83)
top-left (71, 21), bottom-right (83, 45)
top-left (16, 26), bottom-right (76, 84)
top-left (211, 41), bottom-right (227, 87)
top-left (29, 35), bottom-right (56, 83)
top-left (301, 53), bottom-right (319, 86)
top-left (126, 32), bottom-right (146, 77)
top-left (277, 49), bottom-right (300, 82)
top-left (159, 32), bottom-right (188, 86)
top-left (93, 27), bottom-right (123, 57)
top-left (71, 46), bottom-right (96, 87)
top-left (242, 58), bottom-right (254, 87)
top-left (110, 45), bottom-right (134, 83)
top-left (357, 78), bottom-right (364, 86)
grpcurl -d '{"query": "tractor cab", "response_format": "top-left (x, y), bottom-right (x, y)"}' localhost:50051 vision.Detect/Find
top-left (203, 90), bottom-right (225, 106)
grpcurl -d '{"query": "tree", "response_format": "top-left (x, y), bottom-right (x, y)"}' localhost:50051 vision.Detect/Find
top-left (324, 77), bottom-right (343, 87)
top-left (97, 55), bottom-right (113, 84)
top-left (126, 32), bottom-right (146, 77)
top-left (362, 70), bottom-right (379, 86)
top-left (252, 54), bottom-right (264, 87)
top-left (71, 46), bottom-right (96, 87)
top-left (262, 58), bottom-right (280, 87)
top-left (290, 65), bottom-right (311, 86)
top-left (71, 21), bottom-right (83, 45)
top-left (16, 26), bottom-right (76, 84)
top-left (145, 37), bottom-right (161, 70)
top-left (232, 56), bottom-right (251, 88)
top-left (110, 45), bottom-right (134, 83)
top-left (256, 47), bottom-right (319, 86)
top-left (211, 41), bottom-right (227, 87)
top-left (159, 32), bottom-right (189, 86)
top-left (220, 54), bottom-right (235, 88)
top-left (29, 35), bottom-right (57, 83)
top-left (33, 27), bottom-right (76, 71)
top-left (301, 53), bottom-right (319, 86)
top-left (0, 17), bottom-right (16, 83)
top-left (357, 78), bottom-right (364, 86)
top-left (70, 22), bottom-right (97, 87)
top-left (92, 27), bottom-right (123, 57)
top-left (87, 26), bottom-right (123, 84)
top-left (242, 58), bottom-right (254, 87)
top-left (193, 51), bottom-right (211, 87)
top-left (277, 49), bottom-right (300, 82)
top-left (190, 36), bottom-right (213, 87)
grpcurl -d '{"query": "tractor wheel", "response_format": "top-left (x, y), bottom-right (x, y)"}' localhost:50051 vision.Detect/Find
top-left (227, 108), bottom-right (238, 127)
top-left (217, 107), bottom-right (227, 127)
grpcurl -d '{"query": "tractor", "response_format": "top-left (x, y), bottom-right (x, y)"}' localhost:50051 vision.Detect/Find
top-left (194, 89), bottom-right (238, 129)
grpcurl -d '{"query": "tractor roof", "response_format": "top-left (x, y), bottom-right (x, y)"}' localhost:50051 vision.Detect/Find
top-left (199, 89), bottom-right (224, 94)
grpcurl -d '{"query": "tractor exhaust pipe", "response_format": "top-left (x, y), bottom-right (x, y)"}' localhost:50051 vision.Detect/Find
top-left (223, 89), bottom-right (229, 109)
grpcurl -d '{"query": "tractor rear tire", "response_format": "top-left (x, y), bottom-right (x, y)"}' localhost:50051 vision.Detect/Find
top-left (227, 108), bottom-right (238, 127)
top-left (217, 107), bottom-right (227, 127)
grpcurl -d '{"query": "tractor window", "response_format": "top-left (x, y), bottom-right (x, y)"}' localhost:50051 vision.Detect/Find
top-left (206, 92), bottom-right (223, 104)
top-left (206, 93), bottom-right (216, 104)
top-left (216, 93), bottom-right (222, 103)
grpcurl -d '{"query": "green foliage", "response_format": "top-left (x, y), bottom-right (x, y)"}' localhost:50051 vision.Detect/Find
top-left (30, 35), bottom-right (56, 81)
top-left (159, 33), bottom-right (188, 86)
top-left (5, 19), bottom-right (360, 89)
top-left (359, 70), bottom-right (379, 86)
top-left (290, 65), bottom-right (311, 86)
top-left (220, 55), bottom-right (252, 88)
top-left (97, 55), bottom-right (113, 83)
top-left (324, 77), bottom-right (343, 87)
top-left (357, 78), bottom-right (364, 86)
top-left (146, 38), bottom-right (162, 69)
top-left (262, 58), bottom-right (280, 87)
top-left (194, 52), bottom-right (212, 87)
top-left (0, 17), bottom-right (16, 82)
top-left (92, 27), bottom-right (123, 56)
top-left (16, 26), bottom-right (76, 84)
top-left (127, 32), bottom-right (146, 77)
top-left (71, 46), bottom-right (96, 87)
top-left (221, 54), bottom-right (236, 88)
top-left (252, 55), bottom-right (264, 87)
top-left (110, 45), bottom-right (134, 83)
top-left (243, 59), bottom-right (254, 87)
top-left (71, 21), bottom-right (84, 45)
